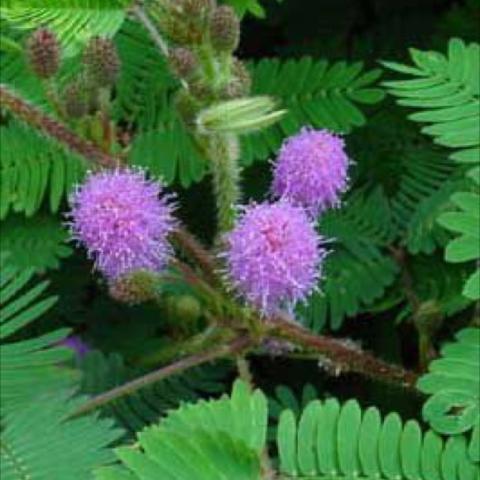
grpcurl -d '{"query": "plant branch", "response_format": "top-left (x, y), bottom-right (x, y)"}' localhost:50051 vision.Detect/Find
top-left (70, 334), bottom-right (252, 418)
top-left (170, 227), bottom-right (220, 286)
top-left (0, 85), bottom-right (120, 169)
top-left (268, 313), bottom-right (418, 389)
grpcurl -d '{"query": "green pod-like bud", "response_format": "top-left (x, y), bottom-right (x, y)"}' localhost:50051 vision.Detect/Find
top-left (209, 5), bottom-right (240, 53)
top-left (83, 36), bottom-right (120, 87)
top-left (26, 28), bottom-right (60, 79)
top-left (108, 270), bottom-right (159, 305)
top-left (196, 96), bottom-right (286, 135)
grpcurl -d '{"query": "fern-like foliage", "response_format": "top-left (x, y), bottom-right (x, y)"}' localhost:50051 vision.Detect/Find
top-left (417, 327), bottom-right (480, 462)
top-left (437, 174), bottom-right (480, 300)
top-left (241, 58), bottom-right (385, 166)
top-left (95, 380), bottom-right (267, 479)
top-left (96, 380), bottom-right (479, 479)
top-left (79, 350), bottom-right (231, 434)
top-left (383, 38), bottom-right (479, 163)
top-left (277, 396), bottom-right (479, 479)
top-left (0, 121), bottom-right (86, 219)
top-left (0, 252), bottom-right (78, 416)
top-left (1, 391), bottom-right (123, 480)
top-left (1, 214), bottom-right (72, 272)
top-left (298, 188), bottom-right (398, 331)
top-left (384, 38), bottom-right (480, 300)
top-left (1, 0), bottom-right (129, 57)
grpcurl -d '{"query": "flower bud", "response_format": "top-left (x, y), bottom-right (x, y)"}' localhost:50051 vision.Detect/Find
top-left (64, 78), bottom-right (88, 118)
top-left (109, 271), bottom-right (159, 305)
top-left (169, 47), bottom-right (198, 79)
top-left (26, 28), bottom-right (60, 79)
top-left (196, 96), bottom-right (285, 135)
top-left (209, 5), bottom-right (240, 53)
top-left (83, 37), bottom-right (120, 87)
top-left (154, 0), bottom-right (215, 45)
top-left (223, 58), bottom-right (251, 98)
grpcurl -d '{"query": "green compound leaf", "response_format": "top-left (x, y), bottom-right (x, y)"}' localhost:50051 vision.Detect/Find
top-left (95, 380), bottom-right (267, 480)
top-left (1, 0), bottom-right (129, 57)
top-left (1, 391), bottom-right (123, 480)
top-left (277, 396), bottom-right (479, 478)
top-left (0, 252), bottom-right (78, 416)
top-left (418, 327), bottom-right (480, 462)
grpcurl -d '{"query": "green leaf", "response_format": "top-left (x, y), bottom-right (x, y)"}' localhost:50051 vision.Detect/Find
top-left (417, 327), bottom-right (480, 462)
top-left (1, 391), bottom-right (123, 480)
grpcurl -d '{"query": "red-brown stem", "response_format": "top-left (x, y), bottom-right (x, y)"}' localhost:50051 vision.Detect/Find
top-left (171, 227), bottom-right (220, 286)
top-left (268, 313), bottom-right (418, 388)
top-left (0, 84), bottom-right (120, 169)
top-left (70, 335), bottom-right (252, 418)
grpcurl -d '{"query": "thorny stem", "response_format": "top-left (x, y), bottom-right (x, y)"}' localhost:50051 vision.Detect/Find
top-left (70, 335), bottom-right (253, 418)
top-left (0, 85), bottom-right (120, 169)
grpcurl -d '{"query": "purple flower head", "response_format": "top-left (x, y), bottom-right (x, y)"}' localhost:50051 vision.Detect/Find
top-left (272, 128), bottom-right (350, 216)
top-left (69, 169), bottom-right (175, 281)
top-left (225, 200), bottom-right (326, 314)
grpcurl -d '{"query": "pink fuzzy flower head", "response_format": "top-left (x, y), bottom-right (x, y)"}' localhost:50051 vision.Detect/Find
top-left (225, 200), bottom-right (326, 314)
top-left (272, 128), bottom-right (350, 216)
top-left (69, 169), bottom-right (175, 281)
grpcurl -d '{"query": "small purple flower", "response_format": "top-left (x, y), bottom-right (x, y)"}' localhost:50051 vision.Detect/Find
top-left (58, 335), bottom-right (90, 359)
top-left (69, 169), bottom-right (175, 281)
top-left (225, 200), bottom-right (326, 314)
top-left (272, 128), bottom-right (350, 216)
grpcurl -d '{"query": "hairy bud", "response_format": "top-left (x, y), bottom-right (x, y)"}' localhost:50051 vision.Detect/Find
top-left (109, 271), bottom-right (158, 305)
top-left (209, 5), bottom-right (240, 53)
top-left (83, 37), bottom-right (120, 87)
top-left (64, 79), bottom-right (88, 118)
top-left (26, 28), bottom-right (60, 79)
top-left (223, 59), bottom-right (251, 98)
top-left (155, 0), bottom-right (215, 45)
top-left (169, 47), bottom-right (198, 79)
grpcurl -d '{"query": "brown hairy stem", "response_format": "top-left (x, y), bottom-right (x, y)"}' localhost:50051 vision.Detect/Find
top-left (70, 335), bottom-right (252, 418)
top-left (171, 227), bottom-right (220, 286)
top-left (0, 85), bottom-right (120, 169)
top-left (268, 312), bottom-right (418, 388)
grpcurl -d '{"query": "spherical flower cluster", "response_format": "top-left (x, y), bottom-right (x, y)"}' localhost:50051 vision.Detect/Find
top-left (272, 128), bottom-right (350, 216)
top-left (225, 200), bottom-right (326, 314)
top-left (69, 169), bottom-right (175, 281)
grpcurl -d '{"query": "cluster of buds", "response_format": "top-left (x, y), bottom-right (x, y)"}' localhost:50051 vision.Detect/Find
top-left (25, 29), bottom-right (120, 124)
top-left (153, 0), bottom-right (252, 129)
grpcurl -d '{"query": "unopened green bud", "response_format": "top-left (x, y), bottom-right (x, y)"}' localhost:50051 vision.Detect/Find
top-left (175, 295), bottom-right (202, 324)
top-left (196, 96), bottom-right (286, 135)
top-left (223, 58), bottom-right (251, 98)
top-left (26, 28), bottom-right (60, 79)
top-left (109, 271), bottom-right (158, 305)
top-left (83, 36), bottom-right (120, 87)
top-left (209, 5), bottom-right (240, 53)
top-left (169, 47), bottom-right (199, 79)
